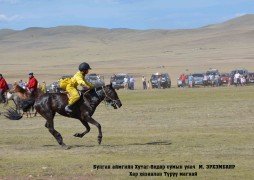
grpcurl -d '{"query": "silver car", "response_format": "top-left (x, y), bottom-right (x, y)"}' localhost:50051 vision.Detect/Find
top-left (192, 73), bottom-right (204, 86)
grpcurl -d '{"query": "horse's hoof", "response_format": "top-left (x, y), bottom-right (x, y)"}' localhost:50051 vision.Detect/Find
top-left (61, 143), bottom-right (71, 150)
top-left (73, 133), bottom-right (83, 138)
top-left (98, 136), bottom-right (102, 144)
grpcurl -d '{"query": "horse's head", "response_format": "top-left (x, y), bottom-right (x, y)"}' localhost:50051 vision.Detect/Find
top-left (10, 82), bottom-right (29, 98)
top-left (10, 82), bottom-right (21, 93)
top-left (101, 84), bottom-right (122, 109)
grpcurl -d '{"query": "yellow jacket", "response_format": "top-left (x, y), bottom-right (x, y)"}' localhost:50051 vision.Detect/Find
top-left (60, 71), bottom-right (94, 89)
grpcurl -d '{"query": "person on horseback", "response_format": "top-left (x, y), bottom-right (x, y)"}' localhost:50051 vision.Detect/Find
top-left (26, 72), bottom-right (38, 98)
top-left (0, 74), bottom-right (9, 103)
top-left (59, 62), bottom-right (94, 113)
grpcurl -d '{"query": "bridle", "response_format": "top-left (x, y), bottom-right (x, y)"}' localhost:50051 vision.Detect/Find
top-left (95, 86), bottom-right (120, 107)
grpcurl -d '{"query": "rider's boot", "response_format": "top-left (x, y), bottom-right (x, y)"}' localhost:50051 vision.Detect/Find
top-left (65, 104), bottom-right (73, 113)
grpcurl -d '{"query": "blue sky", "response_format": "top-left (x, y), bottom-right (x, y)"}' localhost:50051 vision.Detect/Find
top-left (0, 0), bottom-right (253, 30)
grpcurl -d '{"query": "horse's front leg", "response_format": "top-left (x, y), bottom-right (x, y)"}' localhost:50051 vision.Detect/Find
top-left (74, 120), bottom-right (91, 138)
top-left (85, 116), bottom-right (102, 144)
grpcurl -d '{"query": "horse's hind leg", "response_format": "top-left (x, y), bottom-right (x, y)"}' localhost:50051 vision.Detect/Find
top-left (85, 117), bottom-right (102, 144)
top-left (38, 109), bottom-right (65, 146)
top-left (74, 120), bottom-right (91, 138)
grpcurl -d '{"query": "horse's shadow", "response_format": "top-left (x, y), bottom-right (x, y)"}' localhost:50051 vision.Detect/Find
top-left (42, 140), bottom-right (172, 149)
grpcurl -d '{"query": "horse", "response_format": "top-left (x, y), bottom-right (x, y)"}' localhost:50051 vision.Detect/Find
top-left (6, 91), bottom-right (37, 118)
top-left (5, 84), bottom-right (122, 147)
top-left (9, 83), bottom-right (41, 117)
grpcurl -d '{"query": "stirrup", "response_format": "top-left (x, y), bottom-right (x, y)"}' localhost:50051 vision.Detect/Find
top-left (65, 105), bottom-right (72, 113)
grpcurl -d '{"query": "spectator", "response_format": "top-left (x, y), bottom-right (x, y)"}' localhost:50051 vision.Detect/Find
top-left (241, 75), bottom-right (246, 86)
top-left (209, 74), bottom-right (214, 86)
top-left (188, 74), bottom-right (193, 88)
top-left (26, 72), bottom-right (38, 98)
top-left (215, 74), bottom-right (220, 87)
top-left (0, 74), bottom-right (9, 103)
top-left (147, 80), bottom-right (150, 89)
top-left (142, 75), bottom-right (147, 90)
top-left (129, 76), bottom-right (135, 90)
top-left (234, 72), bottom-right (240, 86)
top-left (203, 74), bottom-right (209, 87)
top-left (41, 81), bottom-right (47, 93)
top-left (123, 76), bottom-right (129, 90)
top-left (181, 74), bottom-right (186, 87)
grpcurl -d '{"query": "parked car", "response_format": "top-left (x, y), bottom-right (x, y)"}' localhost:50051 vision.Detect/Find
top-left (230, 69), bottom-right (249, 77)
top-left (192, 73), bottom-right (204, 86)
top-left (111, 73), bottom-right (131, 90)
top-left (150, 73), bottom-right (171, 89)
top-left (86, 73), bottom-right (105, 87)
top-left (206, 68), bottom-right (220, 76)
top-left (46, 81), bottom-right (60, 93)
top-left (248, 73), bottom-right (254, 83)
top-left (220, 73), bottom-right (230, 85)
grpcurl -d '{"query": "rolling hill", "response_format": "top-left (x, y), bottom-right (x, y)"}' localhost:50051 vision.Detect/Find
top-left (0, 14), bottom-right (254, 86)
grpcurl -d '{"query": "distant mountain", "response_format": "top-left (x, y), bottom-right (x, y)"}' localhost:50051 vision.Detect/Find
top-left (0, 29), bottom-right (17, 38)
top-left (203, 14), bottom-right (254, 29)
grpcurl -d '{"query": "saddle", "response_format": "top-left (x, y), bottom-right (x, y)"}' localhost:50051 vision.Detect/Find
top-left (60, 89), bottom-right (93, 102)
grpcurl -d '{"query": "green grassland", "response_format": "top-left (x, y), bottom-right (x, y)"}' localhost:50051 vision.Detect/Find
top-left (0, 86), bottom-right (253, 179)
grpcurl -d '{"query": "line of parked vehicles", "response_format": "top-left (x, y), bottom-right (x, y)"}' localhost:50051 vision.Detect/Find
top-left (110, 72), bottom-right (171, 90)
top-left (177, 68), bottom-right (252, 87)
top-left (45, 68), bottom-right (254, 92)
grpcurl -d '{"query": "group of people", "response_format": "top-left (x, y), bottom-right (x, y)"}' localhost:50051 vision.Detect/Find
top-left (232, 71), bottom-right (247, 86)
top-left (0, 72), bottom-right (41, 103)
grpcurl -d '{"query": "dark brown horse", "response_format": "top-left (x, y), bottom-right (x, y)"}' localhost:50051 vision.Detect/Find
top-left (6, 84), bottom-right (122, 146)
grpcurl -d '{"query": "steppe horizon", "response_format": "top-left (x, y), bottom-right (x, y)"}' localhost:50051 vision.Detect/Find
top-left (1, 14), bottom-right (254, 88)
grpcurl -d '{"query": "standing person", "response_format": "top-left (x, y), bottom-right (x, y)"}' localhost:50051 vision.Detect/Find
top-left (26, 72), bottom-right (38, 98)
top-left (215, 74), bottom-right (220, 87)
top-left (123, 76), bottom-right (129, 90)
top-left (188, 73), bottom-right (193, 88)
top-left (181, 74), bottom-right (186, 87)
top-left (240, 75), bottom-right (246, 86)
top-left (129, 76), bottom-right (135, 90)
top-left (59, 62), bottom-right (94, 113)
top-left (234, 71), bottom-right (240, 86)
top-left (142, 75), bottom-right (147, 90)
top-left (147, 80), bottom-right (150, 89)
top-left (0, 74), bottom-right (9, 103)
top-left (41, 81), bottom-right (47, 93)
top-left (203, 73), bottom-right (208, 87)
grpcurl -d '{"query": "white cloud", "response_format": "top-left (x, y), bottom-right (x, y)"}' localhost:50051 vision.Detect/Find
top-left (0, 14), bottom-right (22, 22)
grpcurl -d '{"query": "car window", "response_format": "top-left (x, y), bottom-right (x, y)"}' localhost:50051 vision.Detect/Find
top-left (221, 74), bottom-right (229, 77)
top-left (115, 76), bottom-right (125, 80)
top-left (151, 75), bottom-right (159, 79)
top-left (193, 74), bottom-right (204, 77)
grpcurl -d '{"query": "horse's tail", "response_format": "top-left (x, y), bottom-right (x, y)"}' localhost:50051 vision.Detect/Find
top-left (4, 107), bottom-right (23, 120)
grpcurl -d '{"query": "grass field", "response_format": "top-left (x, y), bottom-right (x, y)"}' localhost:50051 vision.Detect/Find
top-left (0, 86), bottom-right (253, 179)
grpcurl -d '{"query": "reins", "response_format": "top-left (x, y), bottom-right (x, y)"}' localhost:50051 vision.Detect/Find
top-left (94, 86), bottom-right (119, 107)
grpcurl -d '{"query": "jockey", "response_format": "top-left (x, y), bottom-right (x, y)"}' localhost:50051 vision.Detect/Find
top-left (0, 74), bottom-right (9, 103)
top-left (27, 72), bottom-right (38, 98)
top-left (60, 62), bottom-right (94, 113)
